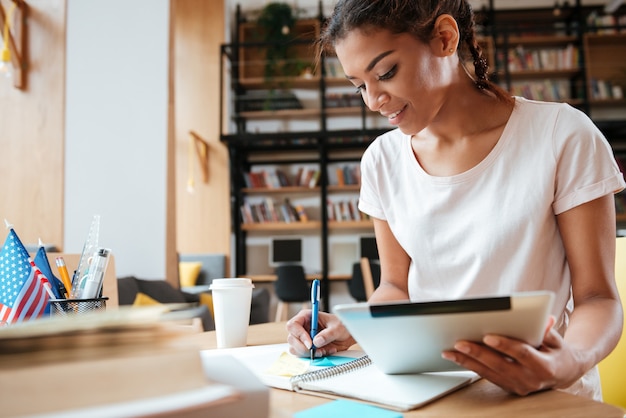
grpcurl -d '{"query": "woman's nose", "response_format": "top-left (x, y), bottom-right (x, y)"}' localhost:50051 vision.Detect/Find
top-left (363, 88), bottom-right (389, 112)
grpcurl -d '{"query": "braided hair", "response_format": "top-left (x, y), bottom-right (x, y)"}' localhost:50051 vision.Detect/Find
top-left (320, 0), bottom-right (512, 102)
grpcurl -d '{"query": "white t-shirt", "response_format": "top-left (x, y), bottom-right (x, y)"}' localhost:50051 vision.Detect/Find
top-left (358, 97), bottom-right (625, 399)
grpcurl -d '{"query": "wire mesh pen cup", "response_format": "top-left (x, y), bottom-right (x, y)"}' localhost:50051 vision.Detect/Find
top-left (49, 297), bottom-right (109, 316)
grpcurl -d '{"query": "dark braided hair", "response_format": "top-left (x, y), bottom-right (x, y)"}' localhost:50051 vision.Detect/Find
top-left (320, 0), bottom-right (512, 102)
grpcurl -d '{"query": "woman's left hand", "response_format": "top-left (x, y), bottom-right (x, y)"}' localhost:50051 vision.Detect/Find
top-left (441, 319), bottom-right (583, 395)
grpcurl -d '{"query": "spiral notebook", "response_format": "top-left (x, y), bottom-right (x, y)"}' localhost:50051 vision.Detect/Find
top-left (202, 344), bottom-right (478, 412)
top-left (288, 354), bottom-right (478, 411)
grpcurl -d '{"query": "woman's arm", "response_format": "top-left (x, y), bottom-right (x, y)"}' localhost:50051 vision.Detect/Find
top-left (369, 218), bottom-right (412, 303)
top-left (555, 193), bottom-right (623, 380)
top-left (442, 194), bottom-right (623, 395)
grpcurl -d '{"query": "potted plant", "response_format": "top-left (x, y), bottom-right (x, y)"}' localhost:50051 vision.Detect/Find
top-left (253, 2), bottom-right (307, 79)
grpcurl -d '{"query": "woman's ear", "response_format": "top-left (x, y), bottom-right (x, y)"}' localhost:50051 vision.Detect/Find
top-left (430, 14), bottom-right (460, 57)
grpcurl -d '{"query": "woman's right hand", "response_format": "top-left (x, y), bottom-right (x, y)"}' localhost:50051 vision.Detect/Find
top-left (286, 309), bottom-right (356, 358)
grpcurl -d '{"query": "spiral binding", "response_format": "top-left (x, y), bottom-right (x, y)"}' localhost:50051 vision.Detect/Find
top-left (289, 355), bottom-right (372, 388)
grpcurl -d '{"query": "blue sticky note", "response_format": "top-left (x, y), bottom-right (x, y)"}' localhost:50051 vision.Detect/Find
top-left (294, 400), bottom-right (403, 418)
top-left (311, 355), bottom-right (359, 367)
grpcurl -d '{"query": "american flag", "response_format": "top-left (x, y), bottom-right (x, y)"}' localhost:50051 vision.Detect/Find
top-left (0, 228), bottom-right (51, 325)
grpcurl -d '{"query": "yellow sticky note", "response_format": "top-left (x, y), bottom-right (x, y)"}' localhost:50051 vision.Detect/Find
top-left (265, 352), bottom-right (310, 377)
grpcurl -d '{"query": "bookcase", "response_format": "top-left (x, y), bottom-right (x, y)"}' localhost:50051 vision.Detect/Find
top-left (221, 3), bottom-right (626, 307)
top-left (476, 2), bottom-right (626, 222)
top-left (221, 3), bottom-right (389, 310)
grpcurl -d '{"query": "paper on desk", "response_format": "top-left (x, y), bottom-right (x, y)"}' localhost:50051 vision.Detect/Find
top-left (265, 351), bottom-right (309, 376)
top-left (294, 399), bottom-right (403, 418)
top-left (201, 343), bottom-right (365, 391)
top-left (265, 352), bottom-right (359, 377)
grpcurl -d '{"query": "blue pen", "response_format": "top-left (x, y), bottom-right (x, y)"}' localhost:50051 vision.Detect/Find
top-left (310, 279), bottom-right (320, 360)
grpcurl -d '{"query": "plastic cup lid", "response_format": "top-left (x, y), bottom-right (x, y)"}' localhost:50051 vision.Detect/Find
top-left (210, 278), bottom-right (254, 289)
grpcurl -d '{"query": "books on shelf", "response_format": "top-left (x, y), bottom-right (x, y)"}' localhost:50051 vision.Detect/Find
top-left (508, 79), bottom-right (574, 102)
top-left (237, 90), bottom-right (303, 112)
top-left (295, 167), bottom-right (321, 188)
top-left (590, 78), bottom-right (625, 101)
top-left (331, 164), bottom-right (361, 186)
top-left (327, 198), bottom-right (367, 222)
top-left (326, 93), bottom-right (362, 108)
top-left (244, 169), bottom-right (290, 189)
top-left (587, 11), bottom-right (626, 34)
top-left (506, 44), bottom-right (579, 73)
top-left (244, 167), bottom-right (320, 189)
top-left (241, 197), bottom-right (308, 224)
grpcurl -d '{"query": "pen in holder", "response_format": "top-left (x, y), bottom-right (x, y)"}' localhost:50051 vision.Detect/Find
top-left (49, 297), bottom-right (109, 316)
top-left (70, 247), bottom-right (111, 299)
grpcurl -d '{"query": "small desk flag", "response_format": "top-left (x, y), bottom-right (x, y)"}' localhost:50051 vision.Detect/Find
top-left (0, 228), bottom-right (51, 325)
top-left (34, 245), bottom-right (64, 300)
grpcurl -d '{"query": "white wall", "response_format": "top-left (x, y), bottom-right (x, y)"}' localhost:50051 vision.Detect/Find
top-left (65, 0), bottom-right (170, 279)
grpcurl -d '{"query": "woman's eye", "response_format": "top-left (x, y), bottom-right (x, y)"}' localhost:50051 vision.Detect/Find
top-left (378, 65), bottom-right (397, 81)
top-left (355, 84), bottom-right (366, 93)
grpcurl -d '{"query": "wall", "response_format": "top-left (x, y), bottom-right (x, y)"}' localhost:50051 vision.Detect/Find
top-left (65, 0), bottom-right (173, 280)
top-left (0, 0), bottom-right (65, 248)
top-left (1, 0), bottom-right (227, 285)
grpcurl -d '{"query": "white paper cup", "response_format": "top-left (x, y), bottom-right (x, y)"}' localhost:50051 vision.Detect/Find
top-left (209, 278), bottom-right (255, 348)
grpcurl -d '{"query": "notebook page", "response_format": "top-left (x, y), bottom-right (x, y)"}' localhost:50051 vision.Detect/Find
top-left (201, 343), bottom-right (365, 391)
top-left (295, 365), bottom-right (479, 411)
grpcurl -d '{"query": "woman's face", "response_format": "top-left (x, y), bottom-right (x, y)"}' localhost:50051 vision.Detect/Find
top-left (335, 27), bottom-right (452, 136)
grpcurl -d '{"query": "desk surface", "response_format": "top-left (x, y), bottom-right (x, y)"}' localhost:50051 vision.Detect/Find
top-left (245, 273), bottom-right (351, 282)
top-left (180, 322), bottom-right (625, 418)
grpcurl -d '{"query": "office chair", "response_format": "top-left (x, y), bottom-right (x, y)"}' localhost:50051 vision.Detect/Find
top-left (274, 264), bottom-right (310, 322)
top-left (598, 237), bottom-right (626, 409)
top-left (348, 258), bottom-right (381, 302)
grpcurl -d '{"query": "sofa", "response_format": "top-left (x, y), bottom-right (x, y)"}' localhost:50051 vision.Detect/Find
top-left (117, 276), bottom-right (270, 331)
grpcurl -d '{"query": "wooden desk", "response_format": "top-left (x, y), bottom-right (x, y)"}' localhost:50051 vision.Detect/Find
top-left (181, 322), bottom-right (625, 418)
top-left (246, 274), bottom-right (351, 283)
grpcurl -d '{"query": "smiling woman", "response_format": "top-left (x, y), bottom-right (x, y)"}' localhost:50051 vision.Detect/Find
top-left (287, 0), bottom-right (626, 403)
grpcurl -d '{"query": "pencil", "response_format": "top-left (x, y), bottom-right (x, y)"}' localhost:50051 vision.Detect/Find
top-left (55, 257), bottom-right (73, 298)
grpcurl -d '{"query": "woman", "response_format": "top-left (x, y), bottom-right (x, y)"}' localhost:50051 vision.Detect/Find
top-left (287, 0), bottom-right (625, 400)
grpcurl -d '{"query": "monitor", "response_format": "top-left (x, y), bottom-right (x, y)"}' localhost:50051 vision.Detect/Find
top-left (269, 236), bottom-right (303, 267)
top-left (359, 236), bottom-right (379, 260)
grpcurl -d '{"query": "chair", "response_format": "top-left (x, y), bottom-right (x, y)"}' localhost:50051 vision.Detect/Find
top-left (348, 257), bottom-right (381, 302)
top-left (598, 237), bottom-right (626, 409)
top-left (274, 264), bottom-right (309, 322)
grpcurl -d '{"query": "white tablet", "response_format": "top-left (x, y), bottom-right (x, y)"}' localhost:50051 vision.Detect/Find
top-left (334, 290), bottom-right (555, 374)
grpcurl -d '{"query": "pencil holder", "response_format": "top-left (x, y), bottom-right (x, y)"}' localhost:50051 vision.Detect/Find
top-left (49, 297), bottom-right (109, 316)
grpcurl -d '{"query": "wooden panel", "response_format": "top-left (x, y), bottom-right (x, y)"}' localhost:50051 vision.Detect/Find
top-left (173, 0), bottom-right (231, 274)
top-left (0, 0), bottom-right (66, 248)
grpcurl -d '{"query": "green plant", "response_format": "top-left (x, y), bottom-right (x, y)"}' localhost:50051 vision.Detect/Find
top-left (254, 2), bottom-right (304, 79)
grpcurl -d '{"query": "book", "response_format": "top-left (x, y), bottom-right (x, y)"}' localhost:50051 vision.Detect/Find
top-left (0, 307), bottom-right (245, 417)
top-left (202, 343), bottom-right (478, 412)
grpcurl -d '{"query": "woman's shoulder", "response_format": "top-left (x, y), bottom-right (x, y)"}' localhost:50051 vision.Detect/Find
top-left (511, 97), bottom-right (612, 172)
top-left (361, 129), bottom-right (408, 167)
top-left (513, 96), bottom-right (590, 123)
top-left (365, 128), bottom-right (407, 154)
